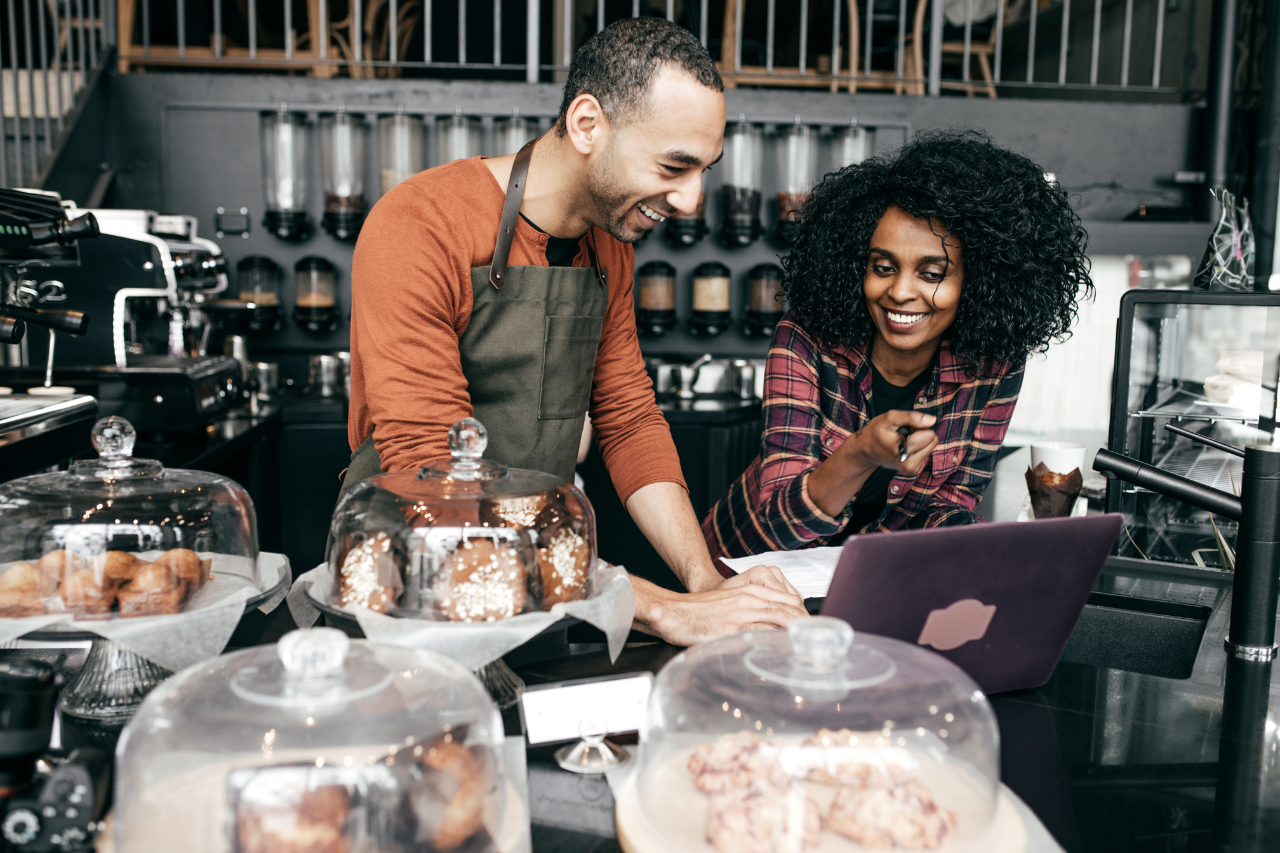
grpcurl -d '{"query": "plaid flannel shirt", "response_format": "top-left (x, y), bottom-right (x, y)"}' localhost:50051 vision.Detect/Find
top-left (703, 314), bottom-right (1025, 560)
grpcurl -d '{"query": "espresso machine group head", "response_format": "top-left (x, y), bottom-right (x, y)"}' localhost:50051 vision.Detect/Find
top-left (0, 188), bottom-right (102, 350)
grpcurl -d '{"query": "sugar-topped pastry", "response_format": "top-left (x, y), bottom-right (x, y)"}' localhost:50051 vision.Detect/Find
top-left (339, 532), bottom-right (399, 614)
top-left (536, 527), bottom-right (589, 607)
top-left (436, 537), bottom-right (526, 622)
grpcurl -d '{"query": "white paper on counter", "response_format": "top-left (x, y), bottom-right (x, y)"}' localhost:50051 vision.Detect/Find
top-left (717, 546), bottom-right (844, 598)
top-left (0, 552), bottom-right (290, 673)
top-left (288, 560), bottom-right (636, 670)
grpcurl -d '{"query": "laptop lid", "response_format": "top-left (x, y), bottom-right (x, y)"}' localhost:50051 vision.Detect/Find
top-left (820, 514), bottom-right (1124, 694)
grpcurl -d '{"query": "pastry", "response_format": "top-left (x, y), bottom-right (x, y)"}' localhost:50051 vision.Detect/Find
top-left (535, 527), bottom-right (589, 608)
top-left (801, 728), bottom-right (898, 787)
top-left (825, 780), bottom-right (956, 850)
top-left (705, 779), bottom-right (821, 853)
top-left (116, 561), bottom-right (189, 617)
top-left (481, 494), bottom-right (547, 529)
top-left (0, 562), bottom-right (58, 597)
top-left (412, 739), bottom-right (487, 850)
top-left (155, 548), bottom-right (208, 589)
top-left (688, 731), bottom-right (787, 794)
top-left (233, 766), bottom-right (352, 853)
top-left (0, 590), bottom-right (45, 617)
top-left (338, 532), bottom-right (400, 614)
top-left (92, 551), bottom-right (144, 585)
top-left (57, 566), bottom-right (121, 615)
top-left (37, 550), bottom-right (83, 583)
top-left (435, 537), bottom-right (526, 622)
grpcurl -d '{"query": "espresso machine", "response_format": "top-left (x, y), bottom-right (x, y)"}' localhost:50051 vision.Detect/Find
top-left (0, 189), bottom-right (101, 478)
top-left (10, 208), bottom-right (242, 433)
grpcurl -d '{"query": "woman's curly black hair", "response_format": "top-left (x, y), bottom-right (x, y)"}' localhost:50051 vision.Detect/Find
top-left (781, 128), bottom-right (1092, 367)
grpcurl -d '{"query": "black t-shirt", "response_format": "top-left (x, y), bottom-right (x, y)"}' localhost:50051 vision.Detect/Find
top-left (837, 363), bottom-right (932, 536)
top-left (521, 214), bottom-right (581, 267)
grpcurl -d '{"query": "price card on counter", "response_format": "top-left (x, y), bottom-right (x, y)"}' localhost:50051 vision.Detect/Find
top-left (519, 672), bottom-right (654, 745)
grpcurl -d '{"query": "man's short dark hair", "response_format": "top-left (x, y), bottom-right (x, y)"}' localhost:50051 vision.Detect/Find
top-left (555, 17), bottom-right (724, 136)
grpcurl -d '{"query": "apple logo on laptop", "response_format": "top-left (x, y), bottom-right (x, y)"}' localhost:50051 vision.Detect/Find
top-left (917, 599), bottom-right (997, 651)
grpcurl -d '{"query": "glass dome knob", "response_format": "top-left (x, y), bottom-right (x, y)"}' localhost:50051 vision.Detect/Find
top-left (91, 416), bottom-right (137, 460)
top-left (278, 628), bottom-right (350, 678)
top-left (448, 417), bottom-right (487, 478)
top-left (789, 617), bottom-right (854, 670)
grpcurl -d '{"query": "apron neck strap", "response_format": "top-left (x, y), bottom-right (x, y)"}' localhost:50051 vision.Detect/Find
top-left (489, 138), bottom-right (607, 291)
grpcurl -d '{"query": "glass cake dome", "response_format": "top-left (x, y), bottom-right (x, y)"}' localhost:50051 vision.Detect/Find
top-left (328, 418), bottom-right (597, 621)
top-left (625, 617), bottom-right (1003, 852)
top-left (114, 627), bottom-right (509, 853)
top-left (0, 416), bottom-right (257, 621)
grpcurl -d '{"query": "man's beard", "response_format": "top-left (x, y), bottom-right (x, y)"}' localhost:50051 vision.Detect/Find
top-left (585, 148), bottom-right (648, 243)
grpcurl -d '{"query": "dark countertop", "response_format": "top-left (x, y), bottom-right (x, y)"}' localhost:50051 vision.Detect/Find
top-left (26, 570), bottom-right (1277, 853)
top-left (512, 577), bottom-right (1279, 853)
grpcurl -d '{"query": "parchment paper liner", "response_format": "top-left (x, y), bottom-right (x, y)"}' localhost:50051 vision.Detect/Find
top-left (0, 553), bottom-right (290, 672)
top-left (288, 561), bottom-right (636, 670)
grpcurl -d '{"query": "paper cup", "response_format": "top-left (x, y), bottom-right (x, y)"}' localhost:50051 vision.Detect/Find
top-left (1030, 441), bottom-right (1086, 475)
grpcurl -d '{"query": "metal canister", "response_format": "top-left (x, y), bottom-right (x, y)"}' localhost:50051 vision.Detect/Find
top-left (253, 362), bottom-right (280, 400)
top-left (308, 354), bottom-right (343, 397)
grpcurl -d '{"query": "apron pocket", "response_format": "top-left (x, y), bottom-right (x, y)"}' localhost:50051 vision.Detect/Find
top-left (539, 315), bottom-right (604, 420)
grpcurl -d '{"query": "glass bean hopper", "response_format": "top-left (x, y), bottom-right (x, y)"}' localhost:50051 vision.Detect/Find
top-left (319, 106), bottom-right (366, 241)
top-left (832, 120), bottom-right (873, 171)
top-left (261, 105), bottom-right (311, 242)
top-left (113, 627), bottom-right (512, 853)
top-left (616, 617), bottom-right (1006, 852)
top-left (718, 117), bottom-right (763, 248)
top-left (495, 111), bottom-right (537, 156)
top-left (293, 256), bottom-right (339, 334)
top-left (436, 110), bottom-right (483, 165)
top-left (378, 108), bottom-right (425, 195)
top-left (773, 118), bottom-right (819, 247)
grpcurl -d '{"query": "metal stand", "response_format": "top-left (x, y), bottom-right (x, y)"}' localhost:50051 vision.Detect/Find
top-left (475, 658), bottom-right (524, 710)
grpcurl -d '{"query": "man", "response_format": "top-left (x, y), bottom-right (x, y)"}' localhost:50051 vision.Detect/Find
top-left (347, 17), bottom-right (806, 645)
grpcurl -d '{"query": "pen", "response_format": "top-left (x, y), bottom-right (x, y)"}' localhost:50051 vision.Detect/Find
top-left (897, 426), bottom-right (911, 462)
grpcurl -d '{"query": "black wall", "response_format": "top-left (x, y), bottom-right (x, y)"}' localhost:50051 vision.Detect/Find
top-left (50, 71), bottom-right (1203, 368)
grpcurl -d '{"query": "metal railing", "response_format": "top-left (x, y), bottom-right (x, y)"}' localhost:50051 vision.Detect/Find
top-left (1, 0), bottom-right (116, 188)
top-left (16, 0), bottom-right (1198, 99)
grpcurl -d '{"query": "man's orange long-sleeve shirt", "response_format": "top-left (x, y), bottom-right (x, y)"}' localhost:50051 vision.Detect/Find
top-left (348, 157), bottom-right (686, 504)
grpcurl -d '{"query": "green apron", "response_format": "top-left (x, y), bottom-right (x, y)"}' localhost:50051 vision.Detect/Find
top-left (340, 139), bottom-right (609, 493)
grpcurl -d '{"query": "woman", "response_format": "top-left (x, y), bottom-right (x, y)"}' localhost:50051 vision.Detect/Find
top-left (704, 129), bottom-right (1091, 562)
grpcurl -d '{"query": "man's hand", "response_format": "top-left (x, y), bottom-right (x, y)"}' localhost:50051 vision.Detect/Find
top-left (720, 564), bottom-right (802, 600)
top-left (631, 573), bottom-right (808, 647)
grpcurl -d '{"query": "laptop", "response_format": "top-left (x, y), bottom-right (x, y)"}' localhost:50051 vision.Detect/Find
top-left (820, 514), bottom-right (1124, 694)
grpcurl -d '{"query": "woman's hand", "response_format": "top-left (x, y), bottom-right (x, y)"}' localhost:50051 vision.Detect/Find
top-left (808, 410), bottom-right (937, 517)
top-left (853, 410), bottom-right (938, 475)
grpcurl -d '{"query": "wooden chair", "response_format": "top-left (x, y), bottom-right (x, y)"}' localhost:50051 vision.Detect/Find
top-left (718, 0), bottom-right (914, 93)
top-left (116, 0), bottom-right (336, 75)
top-left (907, 0), bottom-right (1001, 97)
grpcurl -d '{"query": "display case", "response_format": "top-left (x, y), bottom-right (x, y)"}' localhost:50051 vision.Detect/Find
top-left (0, 416), bottom-right (257, 622)
top-left (1106, 290), bottom-right (1280, 577)
top-left (616, 617), bottom-right (1011, 852)
top-left (113, 627), bottom-right (510, 853)
top-left (327, 418), bottom-right (597, 621)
